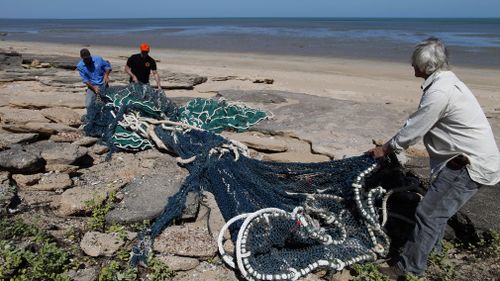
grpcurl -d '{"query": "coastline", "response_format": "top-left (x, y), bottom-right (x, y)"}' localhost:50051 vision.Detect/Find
top-left (1, 39), bottom-right (499, 148)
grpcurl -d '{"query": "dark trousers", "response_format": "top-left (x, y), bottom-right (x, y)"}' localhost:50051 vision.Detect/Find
top-left (398, 166), bottom-right (480, 276)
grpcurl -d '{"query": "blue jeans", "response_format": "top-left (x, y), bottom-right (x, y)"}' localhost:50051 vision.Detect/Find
top-left (85, 88), bottom-right (95, 109)
top-left (398, 166), bottom-right (480, 276)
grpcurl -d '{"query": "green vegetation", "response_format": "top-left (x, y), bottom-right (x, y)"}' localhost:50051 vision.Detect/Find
top-left (98, 260), bottom-right (138, 281)
top-left (148, 256), bottom-right (176, 281)
top-left (0, 217), bottom-right (72, 281)
top-left (469, 229), bottom-right (500, 259)
top-left (85, 191), bottom-right (117, 231)
top-left (352, 262), bottom-right (389, 281)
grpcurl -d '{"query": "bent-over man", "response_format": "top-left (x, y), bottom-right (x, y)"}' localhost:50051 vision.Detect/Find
top-left (367, 37), bottom-right (500, 280)
top-left (76, 48), bottom-right (112, 111)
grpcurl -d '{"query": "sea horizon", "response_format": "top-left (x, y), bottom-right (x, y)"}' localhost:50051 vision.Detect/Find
top-left (1, 17), bottom-right (499, 67)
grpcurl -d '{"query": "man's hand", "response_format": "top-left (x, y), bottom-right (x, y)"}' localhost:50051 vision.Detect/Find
top-left (132, 76), bottom-right (139, 83)
top-left (93, 85), bottom-right (101, 94)
top-left (366, 142), bottom-right (391, 159)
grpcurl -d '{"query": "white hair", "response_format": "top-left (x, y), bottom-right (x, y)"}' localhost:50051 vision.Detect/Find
top-left (411, 37), bottom-right (450, 75)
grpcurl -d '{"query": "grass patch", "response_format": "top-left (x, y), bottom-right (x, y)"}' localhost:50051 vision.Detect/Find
top-left (85, 191), bottom-right (117, 232)
top-left (352, 262), bottom-right (389, 281)
top-left (0, 217), bottom-right (72, 281)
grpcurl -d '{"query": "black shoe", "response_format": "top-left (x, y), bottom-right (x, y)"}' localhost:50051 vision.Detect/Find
top-left (379, 264), bottom-right (407, 281)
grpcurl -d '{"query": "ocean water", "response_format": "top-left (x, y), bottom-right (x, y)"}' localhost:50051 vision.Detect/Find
top-left (1, 18), bottom-right (500, 67)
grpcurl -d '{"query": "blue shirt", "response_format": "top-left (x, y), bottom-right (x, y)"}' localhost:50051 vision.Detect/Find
top-left (76, 55), bottom-right (112, 86)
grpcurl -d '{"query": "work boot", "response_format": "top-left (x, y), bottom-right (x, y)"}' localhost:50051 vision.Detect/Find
top-left (379, 264), bottom-right (408, 281)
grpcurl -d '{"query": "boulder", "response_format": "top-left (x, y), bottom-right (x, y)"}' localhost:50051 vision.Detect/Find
top-left (80, 231), bottom-right (125, 257)
top-left (0, 131), bottom-right (38, 149)
top-left (0, 147), bottom-right (44, 173)
top-left (40, 107), bottom-right (82, 127)
top-left (153, 223), bottom-right (217, 258)
top-left (57, 178), bottom-right (124, 217)
top-left (162, 71), bottom-right (207, 88)
top-left (12, 173), bottom-right (43, 188)
top-left (0, 107), bottom-right (49, 124)
top-left (41, 143), bottom-right (88, 165)
top-left (105, 173), bottom-right (187, 224)
top-left (156, 254), bottom-right (200, 271)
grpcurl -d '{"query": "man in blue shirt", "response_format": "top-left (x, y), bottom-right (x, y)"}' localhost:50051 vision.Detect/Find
top-left (76, 48), bottom-right (112, 111)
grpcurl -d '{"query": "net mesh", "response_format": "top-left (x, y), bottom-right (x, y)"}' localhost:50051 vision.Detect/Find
top-left (84, 84), bottom-right (398, 280)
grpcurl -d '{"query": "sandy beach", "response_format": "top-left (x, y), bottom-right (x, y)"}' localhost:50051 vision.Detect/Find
top-left (2, 40), bottom-right (500, 155)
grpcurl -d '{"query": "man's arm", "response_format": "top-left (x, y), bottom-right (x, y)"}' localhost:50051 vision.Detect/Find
top-left (125, 65), bottom-right (138, 83)
top-left (85, 82), bottom-right (100, 94)
top-left (78, 66), bottom-right (99, 93)
top-left (101, 58), bottom-right (112, 85)
top-left (367, 90), bottom-right (449, 158)
top-left (152, 70), bottom-right (161, 89)
top-left (103, 68), bottom-right (111, 85)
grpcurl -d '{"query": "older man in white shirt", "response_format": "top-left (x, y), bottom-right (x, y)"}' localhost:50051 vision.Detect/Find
top-left (368, 37), bottom-right (500, 279)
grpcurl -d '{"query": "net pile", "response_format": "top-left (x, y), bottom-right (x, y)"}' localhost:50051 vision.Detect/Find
top-left (85, 85), bottom-right (392, 280)
top-left (83, 84), bottom-right (267, 151)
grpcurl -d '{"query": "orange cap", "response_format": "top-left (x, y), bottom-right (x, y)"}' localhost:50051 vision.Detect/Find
top-left (140, 42), bottom-right (150, 52)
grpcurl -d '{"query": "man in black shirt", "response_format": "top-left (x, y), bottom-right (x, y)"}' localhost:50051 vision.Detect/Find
top-left (125, 42), bottom-right (162, 89)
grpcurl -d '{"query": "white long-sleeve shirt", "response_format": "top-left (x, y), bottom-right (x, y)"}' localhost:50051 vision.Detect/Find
top-left (389, 71), bottom-right (500, 185)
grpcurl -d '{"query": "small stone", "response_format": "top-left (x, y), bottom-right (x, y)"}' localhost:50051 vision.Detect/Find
top-left (80, 231), bottom-right (125, 257)
top-left (91, 144), bottom-right (109, 155)
top-left (156, 254), bottom-right (200, 271)
top-left (73, 136), bottom-right (98, 147)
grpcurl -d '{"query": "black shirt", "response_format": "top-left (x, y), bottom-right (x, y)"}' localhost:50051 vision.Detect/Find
top-left (126, 53), bottom-right (157, 84)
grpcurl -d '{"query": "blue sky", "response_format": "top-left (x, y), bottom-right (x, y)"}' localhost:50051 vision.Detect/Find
top-left (1, 0), bottom-right (499, 19)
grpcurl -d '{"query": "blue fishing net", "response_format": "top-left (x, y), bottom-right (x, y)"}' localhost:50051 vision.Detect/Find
top-left (84, 84), bottom-right (396, 280)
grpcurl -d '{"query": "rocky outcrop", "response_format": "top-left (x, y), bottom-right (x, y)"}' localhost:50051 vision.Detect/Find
top-left (105, 172), bottom-right (188, 224)
top-left (0, 146), bottom-right (44, 173)
top-left (217, 90), bottom-right (404, 159)
top-left (3, 122), bottom-right (78, 135)
top-left (0, 51), bottom-right (22, 70)
top-left (0, 131), bottom-right (38, 149)
top-left (40, 107), bottom-right (82, 127)
top-left (0, 107), bottom-right (49, 124)
top-left (160, 71), bottom-right (208, 90)
top-left (9, 92), bottom-right (85, 109)
top-left (41, 143), bottom-right (88, 165)
top-left (22, 53), bottom-right (80, 70)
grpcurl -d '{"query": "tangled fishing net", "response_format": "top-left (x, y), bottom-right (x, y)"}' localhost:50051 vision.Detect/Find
top-left (84, 84), bottom-right (417, 280)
